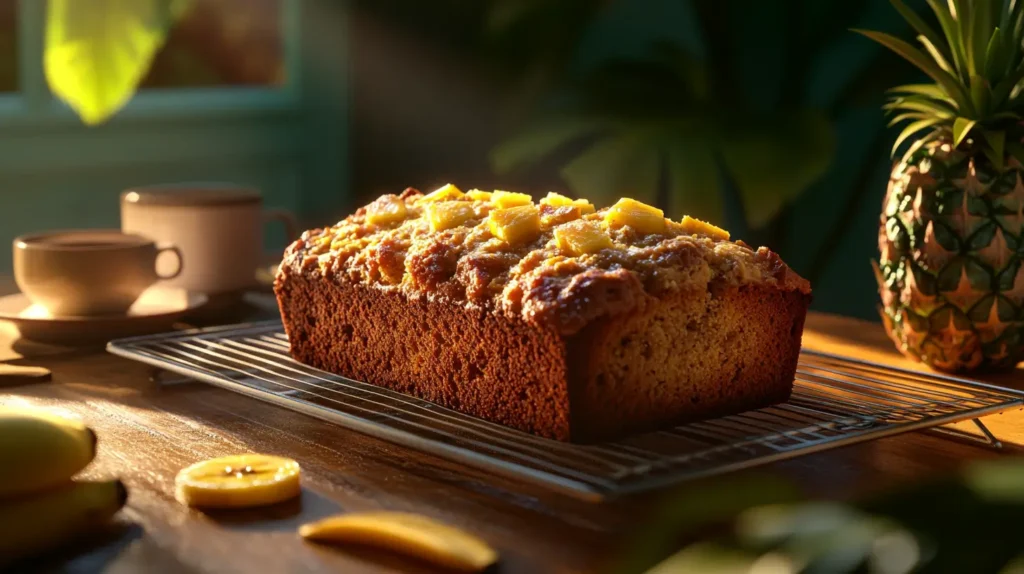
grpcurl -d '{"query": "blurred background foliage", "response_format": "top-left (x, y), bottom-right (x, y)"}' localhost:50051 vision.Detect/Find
top-left (609, 458), bottom-right (1024, 573)
top-left (347, 0), bottom-right (927, 319)
top-left (42, 0), bottom-right (937, 319)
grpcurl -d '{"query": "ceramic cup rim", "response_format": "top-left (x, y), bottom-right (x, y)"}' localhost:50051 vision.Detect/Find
top-left (121, 182), bottom-right (262, 207)
top-left (14, 229), bottom-right (155, 253)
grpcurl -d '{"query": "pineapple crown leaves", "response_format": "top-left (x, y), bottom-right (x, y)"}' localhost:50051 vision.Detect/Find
top-left (854, 0), bottom-right (1024, 168)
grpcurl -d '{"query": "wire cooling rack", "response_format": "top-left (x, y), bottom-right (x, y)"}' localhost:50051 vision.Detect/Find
top-left (108, 321), bottom-right (1024, 500)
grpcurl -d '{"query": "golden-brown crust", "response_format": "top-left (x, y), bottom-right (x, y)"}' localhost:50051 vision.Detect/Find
top-left (280, 187), bottom-right (811, 336)
top-left (275, 186), bottom-right (812, 442)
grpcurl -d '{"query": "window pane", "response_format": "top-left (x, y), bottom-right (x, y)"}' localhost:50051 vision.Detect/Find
top-left (0, 0), bottom-right (16, 92)
top-left (141, 0), bottom-right (285, 89)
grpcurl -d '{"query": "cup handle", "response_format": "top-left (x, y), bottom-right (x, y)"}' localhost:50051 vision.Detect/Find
top-left (156, 244), bottom-right (184, 280)
top-left (263, 208), bottom-right (299, 242)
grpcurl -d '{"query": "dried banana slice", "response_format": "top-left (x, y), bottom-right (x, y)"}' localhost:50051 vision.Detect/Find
top-left (299, 511), bottom-right (498, 572)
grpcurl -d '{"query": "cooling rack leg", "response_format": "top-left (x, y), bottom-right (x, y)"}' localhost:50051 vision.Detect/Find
top-left (928, 418), bottom-right (1003, 449)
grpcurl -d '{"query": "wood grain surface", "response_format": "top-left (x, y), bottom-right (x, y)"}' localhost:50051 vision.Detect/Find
top-left (0, 306), bottom-right (1021, 573)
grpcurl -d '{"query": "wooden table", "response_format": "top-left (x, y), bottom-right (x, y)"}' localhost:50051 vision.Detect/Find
top-left (1, 308), bottom-right (1022, 573)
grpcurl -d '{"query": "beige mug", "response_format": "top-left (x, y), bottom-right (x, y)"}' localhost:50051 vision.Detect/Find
top-left (13, 230), bottom-right (183, 317)
top-left (120, 183), bottom-right (297, 295)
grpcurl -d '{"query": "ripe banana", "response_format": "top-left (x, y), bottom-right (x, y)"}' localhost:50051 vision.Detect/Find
top-left (299, 511), bottom-right (499, 572)
top-left (0, 407), bottom-right (97, 498)
top-left (0, 479), bottom-right (127, 566)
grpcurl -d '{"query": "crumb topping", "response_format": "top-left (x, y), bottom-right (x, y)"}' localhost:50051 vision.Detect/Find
top-left (280, 185), bottom-right (811, 334)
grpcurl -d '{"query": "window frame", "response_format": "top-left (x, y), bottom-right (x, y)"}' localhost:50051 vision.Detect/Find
top-left (4, 0), bottom-right (303, 127)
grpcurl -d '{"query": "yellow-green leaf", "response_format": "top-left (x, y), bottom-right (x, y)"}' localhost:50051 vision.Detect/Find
top-left (970, 74), bottom-right (992, 114)
top-left (665, 137), bottom-right (723, 225)
top-left (953, 116), bottom-right (978, 147)
top-left (892, 117), bottom-right (944, 157)
top-left (560, 129), bottom-right (661, 207)
top-left (45, 0), bottom-right (192, 125)
top-left (891, 0), bottom-right (952, 65)
top-left (853, 29), bottom-right (974, 114)
top-left (926, 0), bottom-right (968, 80)
top-left (719, 111), bottom-right (835, 229)
top-left (490, 116), bottom-right (607, 174)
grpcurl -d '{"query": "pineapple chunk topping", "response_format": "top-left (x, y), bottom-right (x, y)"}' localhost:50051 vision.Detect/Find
top-left (488, 205), bottom-right (541, 245)
top-left (364, 194), bottom-right (408, 226)
top-left (605, 198), bottom-right (666, 234)
top-left (540, 205), bottom-right (583, 228)
top-left (555, 220), bottom-right (613, 256)
top-left (680, 215), bottom-right (730, 241)
top-left (421, 183), bottom-right (465, 203)
top-left (541, 192), bottom-right (596, 214)
top-left (492, 190), bottom-right (534, 209)
top-left (466, 189), bottom-right (492, 201)
top-left (426, 201), bottom-right (476, 231)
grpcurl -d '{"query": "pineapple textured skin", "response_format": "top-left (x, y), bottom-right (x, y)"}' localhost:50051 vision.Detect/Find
top-left (877, 140), bottom-right (1024, 371)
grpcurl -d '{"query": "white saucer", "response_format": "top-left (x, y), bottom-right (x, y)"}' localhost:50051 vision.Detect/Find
top-left (0, 287), bottom-right (208, 345)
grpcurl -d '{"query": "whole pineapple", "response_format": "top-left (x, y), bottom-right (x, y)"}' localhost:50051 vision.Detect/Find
top-left (859, 0), bottom-right (1024, 371)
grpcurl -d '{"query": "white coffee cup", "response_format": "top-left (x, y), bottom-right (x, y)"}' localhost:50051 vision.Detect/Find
top-left (120, 183), bottom-right (297, 295)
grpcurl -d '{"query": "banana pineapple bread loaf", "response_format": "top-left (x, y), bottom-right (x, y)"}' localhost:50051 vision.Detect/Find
top-left (274, 185), bottom-right (811, 443)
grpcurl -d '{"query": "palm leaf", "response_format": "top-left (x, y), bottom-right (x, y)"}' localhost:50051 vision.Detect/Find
top-left (953, 116), bottom-right (979, 147)
top-left (853, 29), bottom-right (975, 115)
top-left (665, 138), bottom-right (724, 224)
top-left (490, 116), bottom-right (608, 174)
top-left (892, 117), bottom-right (945, 156)
top-left (927, 0), bottom-right (969, 80)
top-left (719, 111), bottom-right (835, 228)
top-left (560, 128), bottom-right (662, 207)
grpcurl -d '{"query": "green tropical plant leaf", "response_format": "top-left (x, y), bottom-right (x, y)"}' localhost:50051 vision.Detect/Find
top-left (918, 34), bottom-right (957, 74)
top-left (970, 74), bottom-right (993, 114)
top-left (892, 117), bottom-right (944, 156)
top-left (953, 116), bottom-right (979, 147)
top-left (45, 0), bottom-right (193, 125)
top-left (967, 0), bottom-right (996, 77)
top-left (984, 129), bottom-right (1006, 169)
top-left (984, 27), bottom-right (1008, 81)
top-left (560, 128), bottom-right (662, 207)
top-left (953, 0), bottom-right (977, 75)
top-left (490, 116), bottom-right (609, 174)
top-left (884, 95), bottom-right (957, 117)
top-left (719, 111), bottom-right (835, 228)
top-left (992, 58), bottom-right (1024, 105)
top-left (887, 112), bottom-right (930, 127)
top-left (983, 127), bottom-right (1007, 167)
top-left (926, 0), bottom-right (969, 80)
top-left (888, 83), bottom-right (952, 99)
top-left (891, 0), bottom-right (951, 62)
top-left (664, 138), bottom-right (723, 225)
top-left (853, 29), bottom-right (974, 114)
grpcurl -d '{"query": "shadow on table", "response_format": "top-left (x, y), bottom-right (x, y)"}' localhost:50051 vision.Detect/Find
top-left (198, 488), bottom-right (341, 532)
